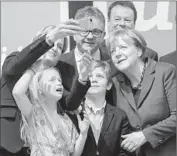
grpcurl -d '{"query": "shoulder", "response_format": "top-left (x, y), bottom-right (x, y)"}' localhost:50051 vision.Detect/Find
top-left (106, 103), bottom-right (127, 119)
top-left (155, 61), bottom-right (176, 73)
top-left (159, 50), bottom-right (177, 61)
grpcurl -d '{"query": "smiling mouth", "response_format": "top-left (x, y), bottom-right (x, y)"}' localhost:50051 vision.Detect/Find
top-left (84, 42), bottom-right (95, 45)
top-left (118, 59), bottom-right (125, 64)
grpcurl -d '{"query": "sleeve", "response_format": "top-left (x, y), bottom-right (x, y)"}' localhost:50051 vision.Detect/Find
top-left (119, 112), bottom-right (135, 156)
top-left (61, 79), bottom-right (90, 111)
top-left (2, 35), bottom-right (52, 76)
top-left (143, 65), bottom-right (176, 148)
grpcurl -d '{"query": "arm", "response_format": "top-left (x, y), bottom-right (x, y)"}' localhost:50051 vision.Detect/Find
top-left (119, 113), bottom-right (135, 156)
top-left (2, 36), bottom-right (52, 76)
top-left (62, 79), bottom-right (90, 111)
top-left (62, 52), bottom-right (92, 110)
top-left (143, 65), bottom-right (176, 148)
top-left (71, 113), bottom-right (89, 156)
top-left (12, 69), bottom-right (35, 120)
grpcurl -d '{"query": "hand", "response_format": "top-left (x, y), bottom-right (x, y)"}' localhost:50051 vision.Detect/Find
top-left (40, 81), bottom-right (52, 95)
top-left (76, 111), bottom-right (90, 136)
top-left (121, 131), bottom-right (147, 153)
top-left (78, 52), bottom-right (92, 81)
top-left (47, 19), bottom-right (82, 43)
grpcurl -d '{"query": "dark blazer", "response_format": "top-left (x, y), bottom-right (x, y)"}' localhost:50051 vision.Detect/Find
top-left (112, 58), bottom-right (176, 156)
top-left (0, 36), bottom-right (51, 153)
top-left (159, 50), bottom-right (177, 68)
top-left (81, 103), bottom-right (134, 156)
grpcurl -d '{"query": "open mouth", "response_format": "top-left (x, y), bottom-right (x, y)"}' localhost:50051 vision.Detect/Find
top-left (56, 88), bottom-right (63, 93)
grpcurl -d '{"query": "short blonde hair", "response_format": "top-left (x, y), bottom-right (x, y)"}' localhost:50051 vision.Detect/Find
top-left (106, 29), bottom-right (147, 61)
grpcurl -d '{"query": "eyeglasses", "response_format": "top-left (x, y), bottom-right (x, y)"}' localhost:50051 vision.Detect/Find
top-left (80, 29), bottom-right (103, 38)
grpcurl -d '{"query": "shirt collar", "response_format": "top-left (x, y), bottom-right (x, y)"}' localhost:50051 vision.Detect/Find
top-left (74, 47), bottom-right (101, 62)
top-left (85, 100), bottom-right (106, 114)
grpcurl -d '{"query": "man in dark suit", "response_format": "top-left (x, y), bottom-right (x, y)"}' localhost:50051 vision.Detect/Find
top-left (159, 50), bottom-right (177, 68)
top-left (107, 1), bottom-right (158, 61)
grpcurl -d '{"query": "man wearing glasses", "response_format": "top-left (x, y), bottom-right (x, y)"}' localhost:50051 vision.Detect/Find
top-left (56, 6), bottom-right (110, 94)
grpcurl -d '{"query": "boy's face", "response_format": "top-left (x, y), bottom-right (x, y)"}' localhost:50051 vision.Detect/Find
top-left (87, 67), bottom-right (111, 95)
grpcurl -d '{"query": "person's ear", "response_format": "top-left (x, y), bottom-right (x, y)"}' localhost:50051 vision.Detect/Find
top-left (137, 48), bottom-right (142, 58)
top-left (106, 81), bottom-right (112, 91)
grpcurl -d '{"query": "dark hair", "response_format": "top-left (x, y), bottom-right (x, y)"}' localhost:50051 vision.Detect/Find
top-left (74, 6), bottom-right (105, 29)
top-left (108, 1), bottom-right (137, 24)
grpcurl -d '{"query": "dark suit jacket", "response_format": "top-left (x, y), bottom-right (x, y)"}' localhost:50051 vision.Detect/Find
top-left (112, 58), bottom-right (176, 156)
top-left (0, 36), bottom-right (51, 153)
top-left (80, 103), bottom-right (133, 156)
top-left (159, 50), bottom-right (177, 68)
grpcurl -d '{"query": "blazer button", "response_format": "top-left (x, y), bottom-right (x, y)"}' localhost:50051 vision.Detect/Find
top-left (136, 125), bottom-right (140, 130)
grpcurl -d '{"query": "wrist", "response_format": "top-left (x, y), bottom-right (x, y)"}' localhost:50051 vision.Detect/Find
top-left (27, 68), bottom-right (36, 75)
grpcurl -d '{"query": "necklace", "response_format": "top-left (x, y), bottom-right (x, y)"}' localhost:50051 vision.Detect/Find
top-left (133, 62), bottom-right (146, 90)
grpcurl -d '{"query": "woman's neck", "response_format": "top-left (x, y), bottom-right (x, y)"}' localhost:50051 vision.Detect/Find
top-left (85, 93), bottom-right (106, 109)
top-left (124, 60), bottom-right (145, 88)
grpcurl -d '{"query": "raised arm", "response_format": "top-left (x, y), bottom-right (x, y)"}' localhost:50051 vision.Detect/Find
top-left (2, 36), bottom-right (52, 76)
top-left (12, 69), bottom-right (35, 120)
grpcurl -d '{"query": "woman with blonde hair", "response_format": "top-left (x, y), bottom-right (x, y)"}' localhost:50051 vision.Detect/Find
top-left (107, 29), bottom-right (176, 156)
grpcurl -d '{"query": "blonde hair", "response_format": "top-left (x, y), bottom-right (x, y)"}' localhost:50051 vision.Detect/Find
top-left (20, 67), bottom-right (62, 146)
top-left (106, 29), bottom-right (147, 61)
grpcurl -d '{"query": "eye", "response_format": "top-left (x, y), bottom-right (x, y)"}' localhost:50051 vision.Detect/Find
top-left (111, 49), bottom-right (116, 54)
top-left (120, 45), bottom-right (127, 49)
top-left (97, 74), bottom-right (104, 78)
top-left (125, 19), bottom-right (132, 23)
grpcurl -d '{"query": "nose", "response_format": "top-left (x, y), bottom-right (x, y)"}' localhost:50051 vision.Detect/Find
top-left (86, 31), bottom-right (94, 39)
top-left (114, 47), bottom-right (122, 58)
top-left (117, 19), bottom-right (126, 29)
top-left (90, 76), bottom-right (97, 84)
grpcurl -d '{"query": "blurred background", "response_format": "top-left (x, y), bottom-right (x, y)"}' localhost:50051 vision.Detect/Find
top-left (1, 1), bottom-right (176, 69)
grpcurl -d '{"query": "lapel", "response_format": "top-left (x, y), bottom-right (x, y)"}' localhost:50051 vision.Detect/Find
top-left (100, 104), bottom-right (114, 135)
top-left (137, 59), bottom-right (156, 108)
top-left (115, 73), bottom-right (137, 111)
top-left (87, 104), bottom-right (114, 146)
